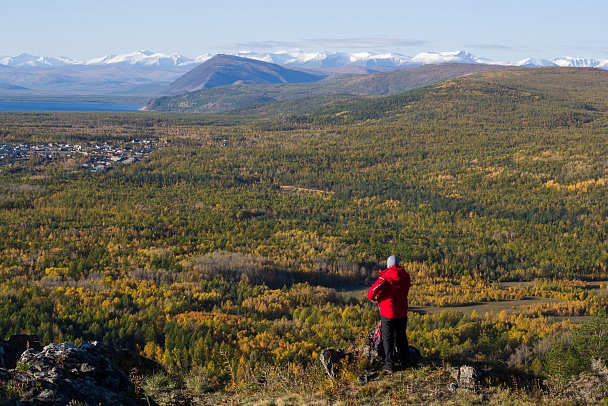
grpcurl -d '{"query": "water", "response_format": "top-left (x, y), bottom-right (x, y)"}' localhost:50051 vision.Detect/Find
top-left (0, 100), bottom-right (145, 112)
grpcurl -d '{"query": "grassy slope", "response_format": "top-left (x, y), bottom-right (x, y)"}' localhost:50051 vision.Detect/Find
top-left (145, 63), bottom-right (511, 113)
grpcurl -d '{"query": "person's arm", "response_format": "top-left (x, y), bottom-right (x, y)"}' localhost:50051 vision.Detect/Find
top-left (367, 277), bottom-right (386, 302)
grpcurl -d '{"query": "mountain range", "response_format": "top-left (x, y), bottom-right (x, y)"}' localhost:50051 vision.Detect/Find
top-left (145, 57), bottom-right (511, 113)
top-left (1, 49), bottom-right (607, 102)
top-left (1, 49), bottom-right (607, 70)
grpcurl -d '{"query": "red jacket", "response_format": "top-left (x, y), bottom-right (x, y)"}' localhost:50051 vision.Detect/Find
top-left (367, 265), bottom-right (411, 319)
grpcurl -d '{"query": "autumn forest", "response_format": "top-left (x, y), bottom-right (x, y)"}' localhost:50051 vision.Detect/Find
top-left (1, 67), bottom-right (608, 404)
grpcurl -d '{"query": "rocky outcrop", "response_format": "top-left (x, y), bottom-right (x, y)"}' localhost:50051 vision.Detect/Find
top-left (0, 338), bottom-right (159, 405)
top-left (550, 358), bottom-right (608, 403)
top-left (447, 365), bottom-right (483, 392)
top-left (0, 334), bottom-right (43, 369)
top-left (319, 348), bottom-right (355, 378)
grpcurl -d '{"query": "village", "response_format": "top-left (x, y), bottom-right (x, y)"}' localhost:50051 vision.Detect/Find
top-left (0, 139), bottom-right (163, 171)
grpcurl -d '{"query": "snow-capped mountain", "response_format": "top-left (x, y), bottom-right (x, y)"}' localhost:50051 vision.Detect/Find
top-left (1, 49), bottom-right (607, 70)
top-left (410, 50), bottom-right (497, 66)
top-left (514, 58), bottom-right (557, 68)
top-left (0, 53), bottom-right (81, 67)
top-left (229, 50), bottom-right (488, 69)
top-left (83, 50), bottom-right (195, 67)
top-left (551, 56), bottom-right (608, 69)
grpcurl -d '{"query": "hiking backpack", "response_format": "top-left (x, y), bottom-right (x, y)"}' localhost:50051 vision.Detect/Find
top-left (363, 320), bottom-right (384, 360)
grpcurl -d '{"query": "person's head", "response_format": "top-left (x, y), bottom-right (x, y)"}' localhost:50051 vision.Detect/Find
top-left (387, 255), bottom-right (400, 268)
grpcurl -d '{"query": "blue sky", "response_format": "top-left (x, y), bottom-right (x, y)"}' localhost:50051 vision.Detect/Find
top-left (4, 0), bottom-right (607, 62)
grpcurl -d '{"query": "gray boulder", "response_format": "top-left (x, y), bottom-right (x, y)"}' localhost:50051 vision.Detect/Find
top-left (447, 365), bottom-right (483, 391)
top-left (319, 348), bottom-right (355, 378)
top-left (1, 342), bottom-right (155, 405)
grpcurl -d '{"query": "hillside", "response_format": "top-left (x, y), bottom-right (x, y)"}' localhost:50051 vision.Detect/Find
top-left (0, 82), bottom-right (29, 91)
top-left (1, 67), bottom-right (608, 405)
top-left (0, 65), bottom-right (191, 101)
top-left (145, 63), bottom-right (511, 112)
top-left (164, 54), bottom-right (327, 95)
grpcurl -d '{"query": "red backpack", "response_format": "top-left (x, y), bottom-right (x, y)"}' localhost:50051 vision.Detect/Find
top-left (363, 320), bottom-right (384, 359)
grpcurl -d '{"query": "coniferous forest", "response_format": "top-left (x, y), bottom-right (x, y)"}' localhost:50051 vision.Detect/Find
top-left (2, 67), bottom-right (608, 404)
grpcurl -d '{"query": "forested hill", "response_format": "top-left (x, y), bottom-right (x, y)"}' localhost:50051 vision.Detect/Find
top-left (284, 66), bottom-right (608, 125)
top-left (144, 62), bottom-right (510, 113)
top-left (1, 66), bottom-right (608, 404)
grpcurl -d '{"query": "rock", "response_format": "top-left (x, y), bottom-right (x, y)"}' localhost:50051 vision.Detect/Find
top-left (558, 372), bottom-right (608, 403)
top-left (357, 371), bottom-right (379, 384)
top-left (447, 365), bottom-right (482, 391)
top-left (459, 365), bottom-right (481, 389)
top-left (0, 342), bottom-right (158, 405)
top-left (319, 348), bottom-right (354, 378)
top-left (0, 334), bottom-right (43, 369)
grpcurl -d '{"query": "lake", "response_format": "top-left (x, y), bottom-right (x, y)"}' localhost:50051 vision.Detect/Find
top-left (0, 100), bottom-right (145, 112)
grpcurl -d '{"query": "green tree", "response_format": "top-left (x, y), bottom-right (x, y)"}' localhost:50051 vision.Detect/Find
top-left (545, 309), bottom-right (608, 378)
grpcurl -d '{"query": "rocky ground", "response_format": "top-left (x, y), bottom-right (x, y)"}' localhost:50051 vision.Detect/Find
top-left (0, 335), bottom-right (161, 405)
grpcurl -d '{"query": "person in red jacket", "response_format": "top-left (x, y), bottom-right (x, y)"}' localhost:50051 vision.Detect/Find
top-left (367, 255), bottom-right (411, 373)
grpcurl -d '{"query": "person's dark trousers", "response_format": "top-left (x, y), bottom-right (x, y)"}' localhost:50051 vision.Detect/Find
top-left (381, 315), bottom-right (409, 371)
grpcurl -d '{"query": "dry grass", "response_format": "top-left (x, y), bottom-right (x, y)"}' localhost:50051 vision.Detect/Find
top-left (142, 361), bottom-right (608, 406)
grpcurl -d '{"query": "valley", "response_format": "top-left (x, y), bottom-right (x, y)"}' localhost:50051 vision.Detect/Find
top-left (1, 66), bottom-right (608, 404)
